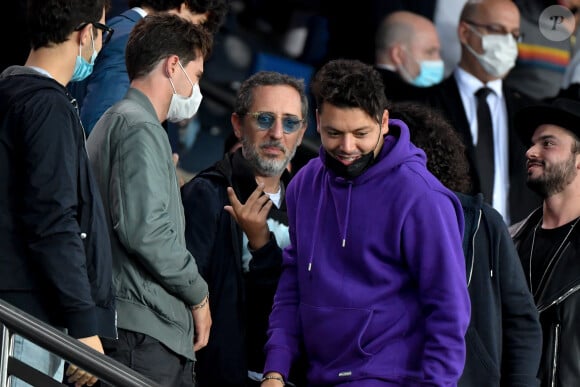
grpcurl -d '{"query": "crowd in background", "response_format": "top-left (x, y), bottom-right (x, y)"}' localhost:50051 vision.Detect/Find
top-left (2, 1), bottom-right (580, 387)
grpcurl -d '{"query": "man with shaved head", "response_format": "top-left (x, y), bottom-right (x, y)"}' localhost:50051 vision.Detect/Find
top-left (374, 10), bottom-right (444, 102)
top-left (424, 0), bottom-right (541, 226)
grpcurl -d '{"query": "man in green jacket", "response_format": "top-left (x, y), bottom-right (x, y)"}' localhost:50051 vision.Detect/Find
top-left (86, 14), bottom-right (212, 386)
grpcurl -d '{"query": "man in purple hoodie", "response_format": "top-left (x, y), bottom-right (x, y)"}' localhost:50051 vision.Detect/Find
top-left (261, 59), bottom-right (470, 387)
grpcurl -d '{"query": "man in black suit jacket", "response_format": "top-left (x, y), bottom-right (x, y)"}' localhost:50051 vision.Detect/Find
top-left (423, 0), bottom-right (540, 225)
top-left (374, 10), bottom-right (444, 103)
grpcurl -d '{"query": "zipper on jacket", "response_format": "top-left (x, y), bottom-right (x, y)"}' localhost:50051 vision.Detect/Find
top-left (550, 323), bottom-right (560, 387)
top-left (538, 283), bottom-right (580, 312)
top-left (467, 210), bottom-right (482, 287)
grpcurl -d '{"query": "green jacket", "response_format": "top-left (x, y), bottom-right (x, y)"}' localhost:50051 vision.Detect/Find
top-left (87, 88), bottom-right (208, 360)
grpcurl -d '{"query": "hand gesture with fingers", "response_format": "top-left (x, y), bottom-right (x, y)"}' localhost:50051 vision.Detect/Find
top-left (224, 184), bottom-right (273, 250)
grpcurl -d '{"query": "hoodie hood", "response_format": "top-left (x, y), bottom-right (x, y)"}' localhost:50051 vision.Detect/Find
top-left (0, 66), bottom-right (75, 109)
top-left (307, 118), bottom-right (445, 270)
top-left (456, 192), bottom-right (483, 255)
top-left (315, 118), bottom-right (428, 248)
top-left (456, 192), bottom-right (484, 286)
top-left (1, 65), bottom-right (60, 89)
top-left (2, 65), bottom-right (43, 78)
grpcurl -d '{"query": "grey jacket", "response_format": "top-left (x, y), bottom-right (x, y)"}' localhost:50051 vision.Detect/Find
top-left (87, 87), bottom-right (208, 360)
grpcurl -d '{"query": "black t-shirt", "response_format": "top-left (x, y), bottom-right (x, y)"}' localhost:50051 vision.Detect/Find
top-left (519, 218), bottom-right (579, 297)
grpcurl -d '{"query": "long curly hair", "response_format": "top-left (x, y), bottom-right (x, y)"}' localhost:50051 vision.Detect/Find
top-left (390, 101), bottom-right (472, 194)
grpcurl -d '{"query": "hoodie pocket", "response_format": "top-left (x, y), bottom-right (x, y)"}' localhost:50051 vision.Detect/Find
top-left (460, 325), bottom-right (500, 385)
top-left (300, 303), bottom-right (375, 383)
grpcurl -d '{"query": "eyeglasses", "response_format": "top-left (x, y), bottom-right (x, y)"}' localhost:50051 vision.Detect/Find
top-left (464, 20), bottom-right (523, 42)
top-left (244, 111), bottom-right (305, 134)
top-left (75, 22), bottom-right (114, 45)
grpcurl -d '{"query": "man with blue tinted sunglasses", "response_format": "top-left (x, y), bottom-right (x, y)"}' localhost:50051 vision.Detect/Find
top-left (181, 71), bottom-right (308, 387)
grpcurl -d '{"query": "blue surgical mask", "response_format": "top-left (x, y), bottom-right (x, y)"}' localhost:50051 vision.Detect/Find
top-left (70, 33), bottom-right (97, 82)
top-left (411, 60), bottom-right (444, 87)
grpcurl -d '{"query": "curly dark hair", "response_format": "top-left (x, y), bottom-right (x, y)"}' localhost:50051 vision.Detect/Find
top-left (311, 59), bottom-right (388, 125)
top-left (390, 101), bottom-right (472, 194)
top-left (128, 0), bottom-right (228, 33)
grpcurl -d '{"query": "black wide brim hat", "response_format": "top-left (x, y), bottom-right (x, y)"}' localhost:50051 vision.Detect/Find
top-left (515, 98), bottom-right (580, 144)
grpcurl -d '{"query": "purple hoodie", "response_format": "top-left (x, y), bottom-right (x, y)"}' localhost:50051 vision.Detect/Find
top-left (264, 119), bottom-right (470, 386)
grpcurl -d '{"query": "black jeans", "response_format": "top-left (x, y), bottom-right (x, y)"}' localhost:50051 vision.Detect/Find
top-left (100, 329), bottom-right (195, 387)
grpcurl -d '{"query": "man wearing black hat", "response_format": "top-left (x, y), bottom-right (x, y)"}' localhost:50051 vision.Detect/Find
top-left (510, 97), bottom-right (580, 387)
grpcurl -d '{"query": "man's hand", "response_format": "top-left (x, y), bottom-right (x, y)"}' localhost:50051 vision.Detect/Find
top-left (66, 335), bottom-right (103, 387)
top-left (224, 184), bottom-right (272, 250)
top-left (192, 298), bottom-right (212, 351)
top-left (173, 153), bottom-right (185, 188)
top-left (261, 372), bottom-right (285, 386)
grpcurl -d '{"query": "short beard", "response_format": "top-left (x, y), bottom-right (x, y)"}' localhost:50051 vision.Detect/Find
top-left (526, 154), bottom-right (577, 198)
top-left (241, 137), bottom-right (297, 177)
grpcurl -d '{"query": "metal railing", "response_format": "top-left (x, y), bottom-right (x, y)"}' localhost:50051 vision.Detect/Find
top-left (0, 299), bottom-right (159, 387)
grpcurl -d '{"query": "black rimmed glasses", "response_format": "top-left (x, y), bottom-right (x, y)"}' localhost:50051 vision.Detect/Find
top-left (244, 111), bottom-right (305, 134)
top-left (464, 20), bottom-right (523, 42)
top-left (75, 22), bottom-right (114, 45)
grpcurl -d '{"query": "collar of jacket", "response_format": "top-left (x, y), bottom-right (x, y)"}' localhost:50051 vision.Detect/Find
top-left (216, 148), bottom-right (291, 219)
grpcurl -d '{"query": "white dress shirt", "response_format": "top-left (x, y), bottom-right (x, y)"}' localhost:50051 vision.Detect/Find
top-left (455, 67), bottom-right (510, 223)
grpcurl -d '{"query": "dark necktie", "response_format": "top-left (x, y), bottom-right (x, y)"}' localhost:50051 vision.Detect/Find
top-left (475, 87), bottom-right (494, 204)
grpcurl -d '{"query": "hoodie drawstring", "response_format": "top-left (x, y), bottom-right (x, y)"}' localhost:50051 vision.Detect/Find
top-left (341, 182), bottom-right (353, 248)
top-left (308, 184), bottom-right (325, 272)
top-left (307, 177), bottom-right (354, 271)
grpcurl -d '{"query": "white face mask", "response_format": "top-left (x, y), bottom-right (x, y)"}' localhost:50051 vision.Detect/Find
top-left (464, 25), bottom-right (518, 78)
top-left (167, 61), bottom-right (203, 123)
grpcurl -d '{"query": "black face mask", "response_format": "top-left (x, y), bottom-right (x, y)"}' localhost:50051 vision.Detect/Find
top-left (324, 150), bottom-right (375, 179)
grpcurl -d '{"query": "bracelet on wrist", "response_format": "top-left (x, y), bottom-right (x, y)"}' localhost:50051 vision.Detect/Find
top-left (192, 294), bottom-right (209, 310)
top-left (261, 375), bottom-right (285, 385)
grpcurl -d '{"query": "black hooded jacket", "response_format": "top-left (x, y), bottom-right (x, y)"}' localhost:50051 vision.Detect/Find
top-left (457, 192), bottom-right (542, 387)
top-left (181, 149), bottom-right (305, 387)
top-left (0, 66), bottom-right (116, 339)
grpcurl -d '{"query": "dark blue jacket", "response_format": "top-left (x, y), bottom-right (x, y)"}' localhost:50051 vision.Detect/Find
top-left (0, 67), bottom-right (116, 339)
top-left (69, 8), bottom-right (142, 134)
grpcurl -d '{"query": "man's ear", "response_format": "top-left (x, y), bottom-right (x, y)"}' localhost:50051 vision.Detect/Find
top-left (76, 23), bottom-right (93, 47)
top-left (457, 21), bottom-right (470, 46)
top-left (381, 109), bottom-right (389, 136)
top-left (390, 44), bottom-right (405, 67)
top-left (231, 113), bottom-right (243, 139)
top-left (164, 55), bottom-right (180, 78)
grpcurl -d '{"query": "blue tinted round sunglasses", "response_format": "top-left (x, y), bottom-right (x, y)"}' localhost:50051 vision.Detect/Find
top-left (245, 111), bottom-right (305, 134)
